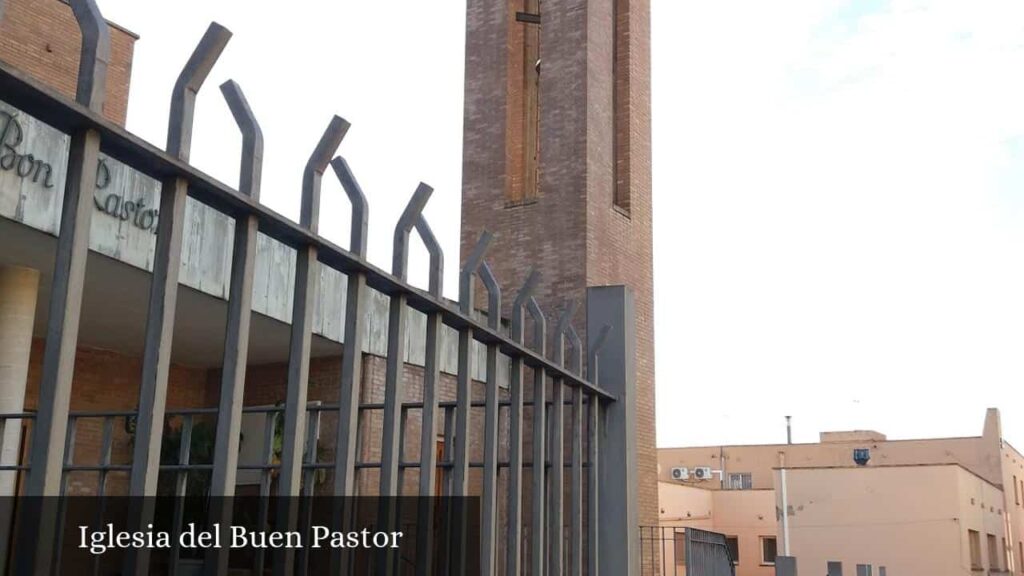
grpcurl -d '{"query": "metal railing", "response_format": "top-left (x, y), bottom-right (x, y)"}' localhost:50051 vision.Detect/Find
top-left (0, 0), bottom-right (635, 574)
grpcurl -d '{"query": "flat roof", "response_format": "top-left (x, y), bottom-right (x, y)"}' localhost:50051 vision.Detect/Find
top-left (771, 462), bottom-right (1003, 490)
top-left (658, 435), bottom-right (984, 451)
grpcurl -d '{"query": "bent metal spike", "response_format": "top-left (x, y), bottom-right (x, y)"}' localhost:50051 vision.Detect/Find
top-left (125, 21), bottom-right (232, 576)
top-left (276, 116), bottom-right (349, 576)
top-left (206, 78), bottom-right (264, 576)
top-left (17, 1), bottom-right (112, 573)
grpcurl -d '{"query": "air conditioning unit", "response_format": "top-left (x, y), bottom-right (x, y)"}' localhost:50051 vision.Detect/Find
top-left (670, 467), bottom-right (689, 481)
top-left (692, 466), bottom-right (713, 481)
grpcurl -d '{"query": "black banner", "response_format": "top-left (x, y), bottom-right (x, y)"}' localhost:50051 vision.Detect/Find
top-left (0, 496), bottom-right (480, 575)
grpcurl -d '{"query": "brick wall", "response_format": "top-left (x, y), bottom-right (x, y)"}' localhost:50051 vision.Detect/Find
top-left (22, 338), bottom-right (212, 495)
top-left (21, 340), bottom-right (519, 500)
top-left (0, 0), bottom-right (137, 125)
top-left (461, 0), bottom-right (657, 530)
top-left (236, 351), bottom-right (509, 498)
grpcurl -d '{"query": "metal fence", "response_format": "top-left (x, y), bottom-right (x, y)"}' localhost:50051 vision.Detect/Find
top-left (639, 526), bottom-right (736, 576)
top-left (0, 0), bottom-right (640, 574)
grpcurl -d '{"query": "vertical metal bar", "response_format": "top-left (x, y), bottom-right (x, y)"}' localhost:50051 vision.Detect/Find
top-left (168, 415), bottom-right (194, 576)
top-left (206, 79), bottom-right (263, 576)
top-left (253, 411), bottom-right (276, 576)
top-left (550, 376), bottom-right (564, 575)
top-left (328, 155), bottom-right (370, 576)
top-left (506, 270), bottom-right (539, 576)
top-left (91, 416), bottom-right (114, 576)
top-left (549, 301), bottom-right (575, 576)
top-left (442, 406), bottom-right (455, 496)
top-left (297, 406), bottom-right (321, 576)
top-left (673, 528), bottom-right (679, 576)
top-left (381, 184), bottom-right (432, 495)
top-left (20, 0), bottom-right (108, 555)
top-left (661, 527), bottom-right (666, 576)
top-left (451, 355), bottom-right (474, 491)
top-left (413, 215), bottom-right (444, 573)
top-left (51, 417), bottom-right (77, 575)
top-left (684, 528), bottom-right (692, 576)
top-left (125, 23), bottom-right (231, 576)
top-left (70, 0), bottom-right (110, 111)
top-left (25, 127), bottom-right (99, 501)
top-left (527, 297), bottom-right (547, 576)
top-left (415, 309), bottom-right (442, 575)
top-left (429, 401), bottom-right (451, 573)
top-left (586, 324), bottom-right (610, 576)
top-left (399, 407), bottom-right (409, 490)
top-left (96, 416), bottom-right (113, 495)
top-left (507, 356), bottom-right (524, 575)
top-left (276, 116), bottom-right (348, 576)
top-left (562, 321), bottom-right (583, 576)
top-left (59, 417), bottom-right (76, 495)
top-left (378, 299), bottom-right (408, 573)
top-left (445, 232), bottom-right (486, 576)
top-left (587, 393), bottom-right (599, 576)
top-left (451, 325), bottom-right (472, 576)
top-left (330, 156), bottom-right (369, 496)
top-left (22, 4), bottom-right (107, 545)
top-left (378, 184), bottom-right (433, 574)
top-left (570, 386), bottom-right (583, 576)
top-left (477, 260), bottom-right (501, 576)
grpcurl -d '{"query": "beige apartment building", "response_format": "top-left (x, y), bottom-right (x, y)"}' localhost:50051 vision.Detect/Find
top-left (659, 408), bottom-right (1024, 575)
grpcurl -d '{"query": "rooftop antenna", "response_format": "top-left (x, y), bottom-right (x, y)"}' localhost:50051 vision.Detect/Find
top-left (786, 415), bottom-right (792, 445)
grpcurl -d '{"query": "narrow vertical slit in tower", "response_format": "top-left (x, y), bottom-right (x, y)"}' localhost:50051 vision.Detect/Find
top-left (613, 0), bottom-right (631, 213)
top-left (522, 0), bottom-right (541, 204)
top-left (506, 0), bottom-right (541, 206)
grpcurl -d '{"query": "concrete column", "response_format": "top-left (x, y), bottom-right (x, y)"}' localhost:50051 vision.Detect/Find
top-left (0, 265), bottom-right (40, 495)
top-left (588, 285), bottom-right (638, 576)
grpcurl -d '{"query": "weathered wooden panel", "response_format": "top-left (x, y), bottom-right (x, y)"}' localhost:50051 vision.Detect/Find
top-left (0, 101), bottom-right (69, 233)
top-left (0, 99), bottom-right (509, 382)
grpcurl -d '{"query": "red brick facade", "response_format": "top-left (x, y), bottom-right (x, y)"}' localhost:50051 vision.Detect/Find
top-left (0, 0), bottom-right (137, 125)
top-left (22, 339), bottom-right (210, 495)
top-left (461, 0), bottom-right (657, 527)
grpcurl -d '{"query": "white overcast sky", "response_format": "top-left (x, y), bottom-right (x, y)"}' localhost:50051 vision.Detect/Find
top-left (96, 0), bottom-right (1024, 448)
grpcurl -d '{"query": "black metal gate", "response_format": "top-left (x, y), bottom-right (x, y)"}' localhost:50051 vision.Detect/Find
top-left (640, 526), bottom-right (735, 576)
top-left (685, 528), bottom-right (735, 576)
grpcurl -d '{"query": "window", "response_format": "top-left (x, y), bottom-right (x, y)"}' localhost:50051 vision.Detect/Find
top-left (760, 536), bottom-right (777, 565)
top-left (728, 473), bottom-right (752, 490)
top-left (989, 534), bottom-right (1000, 571)
top-left (969, 530), bottom-right (982, 570)
top-left (1016, 475), bottom-right (1020, 506)
top-left (725, 536), bottom-right (739, 565)
top-left (1019, 541), bottom-right (1023, 573)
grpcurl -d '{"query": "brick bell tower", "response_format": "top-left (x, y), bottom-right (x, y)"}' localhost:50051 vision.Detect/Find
top-left (460, 0), bottom-right (656, 527)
